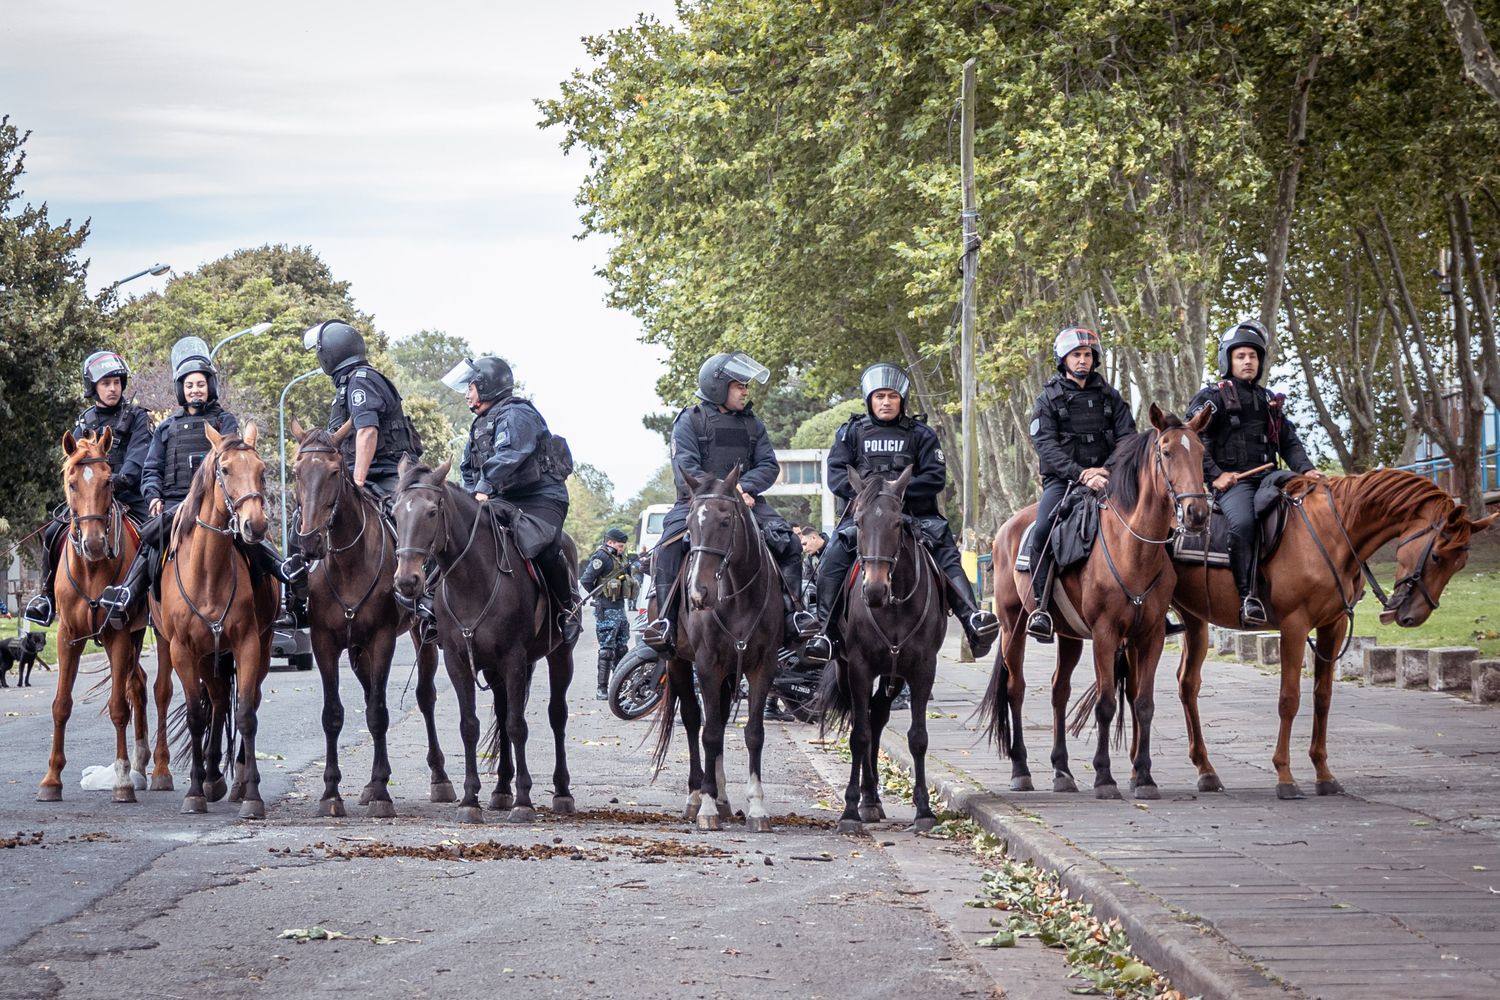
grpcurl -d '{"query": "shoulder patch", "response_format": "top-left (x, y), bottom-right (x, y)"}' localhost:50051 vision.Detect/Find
top-left (1029, 417), bottom-right (1041, 436)
top-left (590, 558), bottom-right (604, 570)
top-left (351, 388), bottom-right (367, 406)
top-left (934, 447), bottom-right (945, 463)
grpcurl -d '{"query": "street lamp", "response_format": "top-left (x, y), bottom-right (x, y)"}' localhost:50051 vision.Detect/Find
top-left (110, 263), bottom-right (171, 289)
top-left (279, 368), bottom-right (323, 552)
top-left (210, 322), bottom-right (274, 363)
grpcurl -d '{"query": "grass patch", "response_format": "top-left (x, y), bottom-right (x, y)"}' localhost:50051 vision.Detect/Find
top-left (1354, 553), bottom-right (1500, 656)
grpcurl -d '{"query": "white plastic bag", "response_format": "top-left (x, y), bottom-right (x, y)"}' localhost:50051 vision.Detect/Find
top-left (79, 764), bottom-right (115, 790)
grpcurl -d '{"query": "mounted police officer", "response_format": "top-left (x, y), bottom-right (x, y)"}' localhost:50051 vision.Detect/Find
top-left (443, 355), bottom-right (581, 642)
top-left (1023, 327), bottom-right (1137, 641)
top-left (803, 363), bottom-right (1000, 664)
top-left (98, 336), bottom-right (305, 628)
top-left (23, 351), bottom-right (153, 626)
top-left (1187, 320), bottom-right (1323, 626)
top-left (579, 527), bottom-right (641, 699)
top-left (640, 351), bottom-right (817, 657)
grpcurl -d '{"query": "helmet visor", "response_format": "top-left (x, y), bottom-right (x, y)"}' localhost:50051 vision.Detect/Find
top-left (859, 363), bottom-right (910, 399)
top-left (84, 351), bottom-right (128, 384)
top-left (440, 358), bottom-right (481, 394)
top-left (719, 352), bottom-right (770, 387)
top-left (301, 323), bottom-right (323, 351)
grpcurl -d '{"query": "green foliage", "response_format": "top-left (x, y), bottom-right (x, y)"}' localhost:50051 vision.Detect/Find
top-left (758, 379), bottom-right (842, 447)
top-left (790, 400), bottom-right (862, 449)
top-left (564, 462), bottom-right (630, 549)
top-left (389, 329), bottom-right (478, 431)
top-left (404, 397), bottom-right (456, 470)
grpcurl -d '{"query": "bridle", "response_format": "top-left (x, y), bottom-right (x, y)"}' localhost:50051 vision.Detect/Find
top-left (66, 455), bottom-right (124, 561)
top-left (195, 442), bottom-right (266, 539)
top-left (684, 486), bottom-right (773, 665)
top-left (851, 483), bottom-right (935, 662)
top-left (294, 443), bottom-right (390, 644)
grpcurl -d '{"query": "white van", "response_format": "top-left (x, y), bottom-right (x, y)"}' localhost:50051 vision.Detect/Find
top-left (633, 503), bottom-right (672, 615)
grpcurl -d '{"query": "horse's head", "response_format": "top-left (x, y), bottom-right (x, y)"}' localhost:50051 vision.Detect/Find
top-left (392, 455), bottom-right (453, 600)
top-left (850, 465), bottom-right (912, 607)
top-left (205, 423), bottom-right (270, 544)
top-left (1385, 502), bottom-right (1497, 627)
top-left (61, 428), bottom-right (117, 562)
top-left (682, 464), bottom-right (747, 611)
top-left (290, 419), bottom-right (354, 560)
top-left (1147, 402), bottom-right (1212, 534)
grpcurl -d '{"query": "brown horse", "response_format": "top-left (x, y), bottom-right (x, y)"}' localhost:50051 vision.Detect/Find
top-left (38, 429), bottom-right (173, 802)
top-left (290, 421), bottom-right (453, 817)
top-left (1170, 468), bottom-right (1495, 798)
top-left (981, 404), bottom-right (1212, 798)
top-left (152, 423), bottom-right (280, 818)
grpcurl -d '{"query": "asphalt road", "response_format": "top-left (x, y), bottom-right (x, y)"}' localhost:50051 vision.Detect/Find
top-left (0, 616), bottom-right (1087, 1000)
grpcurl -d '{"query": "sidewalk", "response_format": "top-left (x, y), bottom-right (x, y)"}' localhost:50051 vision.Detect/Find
top-left (881, 635), bottom-right (1500, 999)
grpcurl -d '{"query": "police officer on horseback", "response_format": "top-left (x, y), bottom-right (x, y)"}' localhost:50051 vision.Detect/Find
top-left (641, 351), bottom-right (818, 657)
top-left (1187, 320), bottom-right (1323, 626)
top-left (23, 351), bottom-right (153, 626)
top-left (579, 527), bottom-right (640, 700)
top-left (444, 355), bottom-right (581, 642)
top-left (98, 336), bottom-right (306, 628)
top-left (1024, 327), bottom-right (1137, 641)
top-left (803, 363), bottom-right (1000, 664)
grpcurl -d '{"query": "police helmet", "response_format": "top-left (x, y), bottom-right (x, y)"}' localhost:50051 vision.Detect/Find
top-left (302, 320), bottom-right (368, 376)
top-left (696, 351), bottom-right (770, 406)
top-left (1053, 327), bottom-right (1103, 373)
top-left (82, 351), bottom-right (130, 399)
top-left (605, 527), bottom-right (629, 544)
top-left (1217, 320), bottom-right (1268, 380)
top-left (441, 356), bottom-right (513, 403)
top-left (859, 362), bottom-right (911, 417)
top-left (169, 336), bottom-right (218, 406)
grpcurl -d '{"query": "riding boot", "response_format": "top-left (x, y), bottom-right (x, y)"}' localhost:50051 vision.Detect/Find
top-left (596, 646), bottom-right (615, 701)
top-left (537, 545), bottom-right (582, 644)
top-left (643, 538), bottom-right (685, 656)
top-left (394, 588), bottom-right (440, 645)
top-left (22, 517), bottom-right (67, 626)
top-left (943, 564), bottom-right (999, 659)
top-left (776, 553), bottom-right (817, 644)
top-left (1025, 565), bottom-right (1056, 644)
top-left (1229, 545), bottom-right (1266, 627)
top-left (802, 537), bottom-right (852, 665)
top-left (100, 547), bottom-right (153, 630)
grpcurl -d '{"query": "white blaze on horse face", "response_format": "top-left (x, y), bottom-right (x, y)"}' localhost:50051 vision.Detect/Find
top-left (82, 466), bottom-right (94, 483)
top-left (405, 499), bottom-right (415, 513)
top-left (696, 505), bottom-right (707, 529)
top-left (1180, 435), bottom-right (1191, 454)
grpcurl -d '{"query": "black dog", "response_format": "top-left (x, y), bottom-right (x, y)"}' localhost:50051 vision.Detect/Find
top-left (0, 633), bottom-right (47, 688)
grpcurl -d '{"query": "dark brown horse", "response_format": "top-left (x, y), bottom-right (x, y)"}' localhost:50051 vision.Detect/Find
top-left (981, 404), bottom-right (1212, 798)
top-left (152, 424), bottom-right (280, 818)
top-left (391, 459), bottom-right (577, 824)
top-left (290, 422), bottom-right (453, 817)
top-left (38, 429), bottom-right (173, 802)
top-left (815, 466), bottom-right (947, 834)
top-left (651, 466), bottom-right (781, 832)
top-left (1170, 468), bottom-right (1495, 797)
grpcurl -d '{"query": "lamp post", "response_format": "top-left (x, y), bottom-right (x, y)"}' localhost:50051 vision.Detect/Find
top-left (110, 263), bottom-right (171, 289)
top-left (210, 322), bottom-right (273, 363)
top-left (278, 368), bottom-right (323, 551)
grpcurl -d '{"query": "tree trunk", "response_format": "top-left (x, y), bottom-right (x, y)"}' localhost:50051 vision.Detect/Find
top-left (1260, 49), bottom-right (1321, 362)
top-left (1442, 0), bottom-right (1500, 110)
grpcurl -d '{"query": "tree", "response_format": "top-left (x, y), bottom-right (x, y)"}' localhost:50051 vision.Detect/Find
top-left (790, 400), bottom-right (863, 450)
top-left (563, 462), bottom-right (620, 552)
top-left (389, 329), bottom-right (479, 431)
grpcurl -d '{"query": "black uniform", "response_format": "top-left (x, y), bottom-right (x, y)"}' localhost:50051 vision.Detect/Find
top-left (579, 543), bottom-right (642, 689)
top-left (139, 403), bottom-right (240, 551)
top-left (1186, 377), bottom-right (1315, 598)
top-left (328, 364), bottom-right (418, 495)
top-left (1027, 372), bottom-right (1136, 600)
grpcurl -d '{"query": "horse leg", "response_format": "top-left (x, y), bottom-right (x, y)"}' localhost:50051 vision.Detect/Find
top-left (503, 654), bottom-right (536, 823)
top-left (713, 675), bottom-right (734, 821)
top-left (313, 630), bottom-right (348, 817)
top-left (740, 663), bottom-right (774, 833)
top-left (1050, 638), bottom-right (1083, 792)
top-left (415, 633), bottom-right (455, 802)
top-left (126, 631), bottom-right (150, 790)
top-left (1003, 631), bottom-right (1032, 791)
top-left (1309, 621), bottom-right (1347, 795)
top-left (104, 630), bottom-right (138, 803)
top-left (671, 657), bottom-right (705, 821)
top-left (233, 630), bottom-right (268, 820)
top-left (1272, 626), bottom-right (1313, 799)
top-left (443, 640), bottom-right (485, 823)
top-left (696, 668), bottom-right (727, 831)
top-left (1128, 633), bottom-right (1164, 800)
top-left (180, 675), bottom-right (211, 814)
top-left (149, 627), bottom-right (175, 790)
top-left (1175, 612), bottom-right (1222, 791)
top-left (838, 658), bottom-right (872, 835)
top-left (545, 645), bottom-right (575, 815)
top-left (907, 663), bottom-right (937, 830)
top-left (1090, 632), bottom-right (1122, 799)
top-left (861, 673), bottom-right (893, 822)
top-left (360, 634), bottom-right (398, 818)
top-left (488, 673), bottom-right (515, 811)
top-left (203, 671), bottom-right (230, 803)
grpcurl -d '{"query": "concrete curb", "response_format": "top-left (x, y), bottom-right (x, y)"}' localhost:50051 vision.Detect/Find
top-left (880, 731), bottom-right (1302, 1000)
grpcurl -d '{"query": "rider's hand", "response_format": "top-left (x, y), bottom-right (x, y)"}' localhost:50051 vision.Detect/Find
top-left (1212, 472), bottom-right (1235, 491)
top-left (738, 486), bottom-right (755, 508)
top-left (149, 499), bottom-right (163, 517)
top-left (1081, 467), bottom-right (1109, 491)
top-left (1305, 469), bottom-right (1327, 482)
top-left (475, 493), bottom-right (490, 503)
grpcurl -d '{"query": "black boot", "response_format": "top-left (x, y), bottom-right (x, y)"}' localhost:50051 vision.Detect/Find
top-left (803, 533), bottom-right (851, 665)
top-left (1229, 546), bottom-right (1266, 627)
top-left (23, 518), bottom-right (66, 626)
top-left (99, 548), bottom-right (152, 630)
top-left (394, 588), bottom-right (439, 645)
top-left (538, 546), bottom-right (581, 644)
top-left (596, 648), bottom-right (614, 701)
top-left (1026, 566), bottom-right (1056, 643)
top-left (643, 539), bottom-right (685, 656)
top-left (944, 566), bottom-right (999, 659)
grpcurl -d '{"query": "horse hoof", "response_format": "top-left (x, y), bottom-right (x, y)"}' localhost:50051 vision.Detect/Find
top-left (113, 786), bottom-right (138, 804)
top-left (716, 800), bottom-right (734, 821)
top-left (836, 819), bottom-right (865, 835)
top-left (149, 774), bottom-right (174, 792)
top-left (1276, 783), bottom-right (1305, 801)
top-left (318, 798), bottom-right (347, 818)
top-left (359, 786), bottom-right (375, 806)
top-left (1316, 779), bottom-right (1344, 797)
top-left (1133, 783), bottom-right (1160, 801)
top-left (489, 793), bottom-right (514, 811)
top-left (697, 812), bottom-right (722, 832)
top-left (858, 806), bottom-right (883, 823)
top-left (507, 806), bottom-right (537, 824)
top-left (36, 785), bottom-right (62, 802)
top-left (1094, 783), bottom-right (1122, 800)
top-left (1053, 775), bottom-right (1078, 793)
top-left (911, 816), bottom-right (937, 833)
top-left (239, 800), bottom-right (267, 820)
top-left (745, 815), bottom-right (773, 834)
top-left (1010, 776), bottom-right (1034, 792)
top-left (1197, 774), bottom-right (1224, 793)
top-left (430, 781), bottom-right (457, 803)
top-left (367, 800), bottom-right (397, 819)
top-left (455, 806), bottom-right (485, 825)
top-left (204, 779), bottom-right (227, 803)
top-left (552, 795), bottom-right (576, 815)
top-left (684, 799), bottom-right (701, 821)
top-left (229, 782), bottom-right (245, 804)
top-left (181, 795), bottom-right (208, 814)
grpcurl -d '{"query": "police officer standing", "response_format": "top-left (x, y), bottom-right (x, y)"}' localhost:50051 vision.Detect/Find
top-left (23, 351), bottom-right (153, 626)
top-left (99, 336), bottom-right (305, 628)
top-left (579, 527), bottom-right (641, 699)
top-left (1024, 327), bottom-right (1137, 641)
top-left (1187, 320), bottom-right (1323, 626)
top-left (641, 351), bottom-right (817, 657)
top-left (803, 363), bottom-right (1000, 664)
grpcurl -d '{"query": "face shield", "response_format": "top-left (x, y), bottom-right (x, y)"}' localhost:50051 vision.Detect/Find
top-left (719, 352), bottom-right (770, 387)
top-left (301, 323), bottom-right (323, 351)
top-left (859, 363), bottom-right (911, 400)
top-left (441, 358), bottom-right (481, 394)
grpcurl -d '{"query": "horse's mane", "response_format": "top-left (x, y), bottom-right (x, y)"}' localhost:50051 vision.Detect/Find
top-left (298, 426), bottom-right (338, 452)
top-left (171, 433), bottom-right (246, 550)
top-left (1319, 467), bottom-right (1458, 525)
top-left (1103, 416), bottom-right (1183, 514)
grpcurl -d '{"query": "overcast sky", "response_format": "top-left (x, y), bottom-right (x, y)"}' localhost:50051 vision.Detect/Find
top-left (3, 2), bottom-right (678, 498)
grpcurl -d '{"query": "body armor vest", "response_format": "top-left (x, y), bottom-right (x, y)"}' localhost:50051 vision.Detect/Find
top-left (593, 548), bottom-right (640, 605)
top-left (696, 407), bottom-right (753, 479)
top-left (161, 407), bottom-right (229, 501)
top-left (1045, 377), bottom-right (1117, 469)
top-left (328, 366), bottom-right (415, 471)
top-left (1209, 380), bottom-right (1279, 473)
top-left (77, 403), bottom-right (139, 474)
top-left (468, 398), bottom-right (563, 495)
top-left (849, 416), bottom-right (916, 475)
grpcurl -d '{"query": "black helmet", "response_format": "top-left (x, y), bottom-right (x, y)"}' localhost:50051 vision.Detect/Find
top-left (605, 527), bottom-right (629, 543)
top-left (859, 362), bottom-right (911, 417)
top-left (1053, 327), bottom-right (1103, 373)
top-left (169, 336), bottom-right (218, 406)
top-left (696, 351), bottom-right (769, 406)
top-left (302, 320), bottom-right (367, 376)
top-left (81, 351), bottom-right (130, 399)
top-left (441, 356), bottom-right (513, 404)
top-left (1217, 320), bottom-right (1268, 380)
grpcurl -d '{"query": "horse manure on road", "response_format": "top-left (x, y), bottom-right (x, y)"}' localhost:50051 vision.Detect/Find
top-left (306, 839), bottom-right (608, 862)
top-left (590, 834), bottom-right (731, 860)
top-left (2, 830), bottom-right (44, 849)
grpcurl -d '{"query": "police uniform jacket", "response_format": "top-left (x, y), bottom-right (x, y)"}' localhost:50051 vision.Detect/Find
top-left (73, 401), bottom-right (153, 509)
top-left (460, 397), bottom-right (568, 504)
top-left (669, 402), bottom-right (779, 502)
top-left (141, 404), bottom-right (239, 505)
top-left (826, 414), bottom-right (946, 518)
top-left (1029, 373), bottom-right (1136, 481)
top-left (579, 545), bottom-right (642, 609)
top-left (1187, 377), bottom-right (1314, 480)
top-left (328, 364), bottom-right (417, 479)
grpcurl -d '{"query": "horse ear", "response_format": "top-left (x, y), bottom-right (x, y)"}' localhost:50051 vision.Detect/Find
top-left (205, 423), bottom-right (224, 450)
top-left (681, 468), bottom-right (701, 493)
top-left (722, 463), bottom-right (742, 493)
top-left (433, 459), bottom-right (453, 483)
top-left (1187, 404), bottom-right (1212, 434)
top-left (848, 467), bottom-right (865, 493)
top-left (242, 422), bottom-right (258, 447)
top-left (62, 430), bottom-right (78, 456)
top-left (399, 454), bottom-right (415, 479)
top-left (331, 419), bottom-right (354, 446)
top-left (1469, 511), bottom-right (1497, 533)
top-left (893, 465), bottom-right (915, 493)
top-left (97, 425), bottom-right (113, 455)
top-left (290, 418), bottom-right (306, 441)
top-left (1149, 402), bottom-right (1167, 430)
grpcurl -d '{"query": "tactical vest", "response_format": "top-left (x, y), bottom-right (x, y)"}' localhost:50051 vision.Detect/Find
top-left (1208, 380), bottom-right (1279, 473)
top-left (593, 548), bottom-right (641, 605)
top-left (76, 403), bottom-right (140, 474)
top-left (1044, 377), bottom-right (1118, 470)
top-left (692, 405), bottom-right (755, 480)
top-left (849, 415), bottom-right (916, 475)
top-left (328, 366), bottom-right (418, 471)
top-left (468, 398), bottom-right (567, 495)
top-left (161, 406), bottom-right (230, 501)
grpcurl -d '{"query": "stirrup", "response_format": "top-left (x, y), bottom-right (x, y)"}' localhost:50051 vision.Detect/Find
top-left (1239, 596), bottom-right (1267, 627)
top-left (788, 609), bottom-right (818, 640)
top-left (802, 634), bottom-right (834, 665)
top-left (22, 596), bottom-right (54, 627)
top-left (642, 617), bottom-right (675, 654)
top-left (281, 552), bottom-right (307, 585)
top-left (1025, 609), bottom-right (1055, 643)
top-left (964, 611), bottom-right (998, 659)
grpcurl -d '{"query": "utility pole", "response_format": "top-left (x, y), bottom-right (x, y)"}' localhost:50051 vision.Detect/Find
top-left (959, 58), bottom-right (980, 661)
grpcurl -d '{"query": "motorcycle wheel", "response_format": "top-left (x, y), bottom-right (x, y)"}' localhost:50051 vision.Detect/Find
top-left (608, 646), bottom-right (664, 721)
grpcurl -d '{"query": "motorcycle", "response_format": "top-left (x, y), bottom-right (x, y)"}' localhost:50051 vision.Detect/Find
top-left (607, 641), bottom-right (824, 724)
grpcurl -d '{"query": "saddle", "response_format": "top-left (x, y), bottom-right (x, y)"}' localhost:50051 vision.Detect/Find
top-left (1014, 488), bottom-right (1099, 575)
top-left (1171, 470), bottom-right (1297, 567)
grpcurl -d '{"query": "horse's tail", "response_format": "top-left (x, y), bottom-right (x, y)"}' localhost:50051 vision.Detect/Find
top-left (1112, 646), bottom-right (1129, 751)
top-left (1067, 681), bottom-right (1099, 738)
top-left (169, 699), bottom-right (193, 766)
top-left (975, 654), bottom-right (1013, 758)
top-left (813, 660), bottom-right (852, 738)
top-left (481, 714), bottom-right (504, 773)
top-left (648, 665), bottom-right (677, 778)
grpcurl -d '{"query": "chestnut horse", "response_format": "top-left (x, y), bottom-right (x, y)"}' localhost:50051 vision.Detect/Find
top-left (980, 404), bottom-right (1212, 798)
top-left (38, 429), bottom-right (173, 802)
top-left (152, 424), bottom-right (280, 818)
